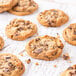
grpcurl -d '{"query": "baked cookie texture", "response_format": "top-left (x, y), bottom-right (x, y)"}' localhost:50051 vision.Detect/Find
top-left (26, 35), bottom-right (64, 61)
top-left (37, 9), bottom-right (69, 27)
top-left (61, 65), bottom-right (76, 76)
top-left (8, 0), bottom-right (38, 16)
top-left (0, 53), bottom-right (25, 76)
top-left (63, 23), bottom-right (76, 46)
top-left (0, 36), bottom-right (4, 49)
top-left (5, 19), bottom-right (37, 41)
top-left (0, 0), bottom-right (18, 13)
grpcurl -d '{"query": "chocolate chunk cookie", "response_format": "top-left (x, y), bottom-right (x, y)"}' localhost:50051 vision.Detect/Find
top-left (8, 0), bottom-right (38, 16)
top-left (0, 36), bottom-right (4, 50)
top-left (0, 0), bottom-right (18, 13)
top-left (63, 23), bottom-right (76, 46)
top-left (26, 35), bottom-right (64, 61)
top-left (5, 19), bottom-right (37, 41)
top-left (61, 65), bottom-right (76, 76)
top-left (0, 53), bottom-right (25, 76)
top-left (37, 9), bottom-right (69, 27)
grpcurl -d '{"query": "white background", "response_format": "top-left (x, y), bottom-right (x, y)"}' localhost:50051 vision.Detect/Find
top-left (0, 0), bottom-right (76, 76)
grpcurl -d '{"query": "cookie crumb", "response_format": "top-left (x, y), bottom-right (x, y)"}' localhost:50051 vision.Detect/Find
top-left (56, 33), bottom-right (60, 38)
top-left (26, 59), bottom-right (31, 64)
top-left (35, 62), bottom-right (39, 65)
top-left (54, 65), bottom-right (57, 68)
top-left (68, 60), bottom-right (72, 63)
top-left (20, 54), bottom-right (23, 56)
top-left (63, 53), bottom-right (70, 60)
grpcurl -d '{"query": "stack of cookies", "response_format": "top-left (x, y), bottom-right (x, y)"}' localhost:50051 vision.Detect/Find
top-left (0, 0), bottom-right (38, 16)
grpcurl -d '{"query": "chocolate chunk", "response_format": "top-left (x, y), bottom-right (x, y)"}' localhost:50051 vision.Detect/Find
top-left (35, 38), bottom-right (40, 42)
top-left (6, 57), bottom-right (11, 59)
top-left (74, 31), bottom-right (76, 35)
top-left (8, 62), bottom-right (13, 67)
top-left (33, 48), bottom-right (43, 54)
top-left (17, 27), bottom-right (23, 31)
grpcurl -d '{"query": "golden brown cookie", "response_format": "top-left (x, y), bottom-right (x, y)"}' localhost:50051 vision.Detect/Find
top-left (8, 0), bottom-right (38, 16)
top-left (0, 0), bottom-right (18, 13)
top-left (0, 36), bottom-right (4, 50)
top-left (63, 23), bottom-right (76, 46)
top-left (37, 9), bottom-right (69, 27)
top-left (26, 35), bottom-right (64, 61)
top-left (5, 19), bottom-right (37, 41)
top-left (61, 65), bottom-right (76, 76)
top-left (0, 53), bottom-right (25, 76)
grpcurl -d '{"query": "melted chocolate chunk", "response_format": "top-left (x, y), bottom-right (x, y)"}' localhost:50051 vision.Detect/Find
top-left (68, 67), bottom-right (73, 70)
top-left (52, 52), bottom-right (57, 56)
top-left (17, 27), bottom-right (24, 31)
top-left (6, 57), bottom-right (11, 59)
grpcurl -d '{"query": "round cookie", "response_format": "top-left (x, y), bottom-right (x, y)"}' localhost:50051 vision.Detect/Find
top-left (26, 35), bottom-right (64, 61)
top-left (63, 23), bottom-right (76, 46)
top-left (61, 65), bottom-right (76, 76)
top-left (0, 53), bottom-right (25, 76)
top-left (0, 36), bottom-right (4, 50)
top-left (8, 0), bottom-right (38, 16)
top-left (5, 19), bottom-right (37, 41)
top-left (0, 0), bottom-right (18, 13)
top-left (37, 9), bottom-right (69, 27)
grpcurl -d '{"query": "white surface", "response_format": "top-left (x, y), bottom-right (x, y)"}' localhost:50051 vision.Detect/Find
top-left (0, 0), bottom-right (76, 76)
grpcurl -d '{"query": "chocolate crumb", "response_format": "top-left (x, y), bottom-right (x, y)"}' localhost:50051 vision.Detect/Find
top-left (63, 53), bottom-right (70, 60)
top-left (26, 59), bottom-right (31, 64)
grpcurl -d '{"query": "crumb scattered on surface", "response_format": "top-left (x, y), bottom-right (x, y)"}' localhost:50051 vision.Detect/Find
top-left (56, 33), bottom-right (60, 38)
top-left (68, 60), bottom-right (72, 63)
top-left (63, 53), bottom-right (70, 60)
top-left (26, 59), bottom-right (31, 64)
top-left (20, 53), bottom-right (23, 56)
top-left (35, 62), bottom-right (39, 65)
top-left (54, 65), bottom-right (57, 68)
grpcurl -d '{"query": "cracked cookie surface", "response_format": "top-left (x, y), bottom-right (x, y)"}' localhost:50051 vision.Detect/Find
top-left (0, 36), bottom-right (4, 50)
top-left (26, 35), bottom-right (64, 61)
top-left (61, 65), bottom-right (76, 76)
top-left (8, 0), bottom-right (38, 16)
top-left (0, 0), bottom-right (18, 13)
top-left (5, 19), bottom-right (37, 41)
top-left (37, 9), bottom-right (69, 27)
top-left (0, 53), bottom-right (25, 76)
top-left (63, 23), bottom-right (76, 45)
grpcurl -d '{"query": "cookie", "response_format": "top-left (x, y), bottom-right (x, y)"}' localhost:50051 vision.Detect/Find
top-left (5, 19), bottom-right (37, 41)
top-left (61, 65), bottom-right (76, 76)
top-left (26, 35), bottom-right (64, 61)
top-left (63, 23), bottom-right (76, 46)
top-left (0, 36), bottom-right (4, 50)
top-left (37, 9), bottom-right (69, 27)
top-left (0, 53), bottom-right (25, 76)
top-left (8, 0), bottom-right (38, 16)
top-left (0, 0), bottom-right (18, 13)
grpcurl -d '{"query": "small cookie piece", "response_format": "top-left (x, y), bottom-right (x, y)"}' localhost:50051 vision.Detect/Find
top-left (37, 9), bottom-right (69, 27)
top-left (0, 0), bottom-right (18, 13)
top-left (0, 36), bottom-right (4, 49)
top-left (61, 65), bottom-right (76, 76)
top-left (0, 53), bottom-right (25, 76)
top-left (5, 19), bottom-right (37, 41)
top-left (63, 23), bottom-right (76, 45)
top-left (8, 0), bottom-right (38, 16)
top-left (26, 35), bottom-right (64, 61)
